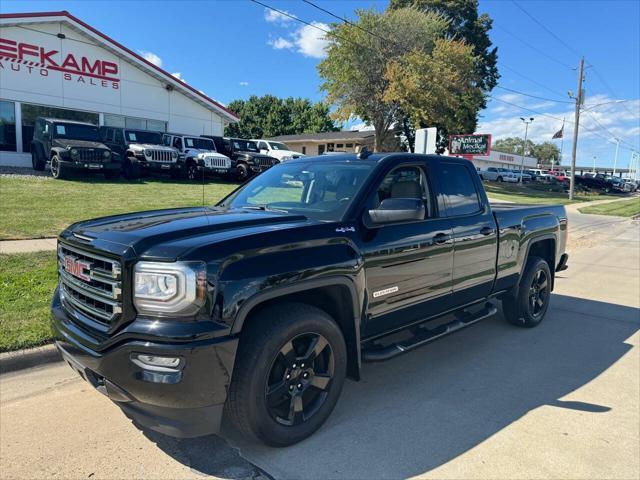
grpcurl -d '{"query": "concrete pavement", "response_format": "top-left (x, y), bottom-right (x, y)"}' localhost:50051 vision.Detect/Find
top-left (1, 213), bottom-right (638, 480)
top-left (0, 238), bottom-right (57, 254)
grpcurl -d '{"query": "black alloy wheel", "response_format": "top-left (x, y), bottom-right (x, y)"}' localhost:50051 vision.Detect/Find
top-left (236, 163), bottom-right (249, 182)
top-left (50, 155), bottom-right (66, 179)
top-left (528, 269), bottom-right (548, 319)
top-left (186, 162), bottom-right (198, 181)
top-left (265, 332), bottom-right (334, 427)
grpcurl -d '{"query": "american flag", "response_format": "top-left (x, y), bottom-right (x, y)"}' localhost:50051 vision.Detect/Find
top-left (552, 122), bottom-right (564, 139)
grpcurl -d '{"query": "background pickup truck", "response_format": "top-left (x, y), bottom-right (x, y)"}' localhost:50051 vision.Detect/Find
top-left (51, 152), bottom-right (568, 447)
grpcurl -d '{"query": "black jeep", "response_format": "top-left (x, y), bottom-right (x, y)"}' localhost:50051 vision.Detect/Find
top-left (30, 118), bottom-right (120, 179)
top-left (204, 136), bottom-right (278, 181)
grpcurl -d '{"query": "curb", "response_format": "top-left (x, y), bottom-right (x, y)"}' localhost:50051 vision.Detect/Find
top-left (0, 343), bottom-right (62, 375)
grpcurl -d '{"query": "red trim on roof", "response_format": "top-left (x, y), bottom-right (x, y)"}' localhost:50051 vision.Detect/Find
top-left (0, 10), bottom-right (239, 121)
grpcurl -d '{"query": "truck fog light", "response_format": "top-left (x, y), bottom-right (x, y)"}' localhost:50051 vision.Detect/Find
top-left (132, 353), bottom-right (181, 371)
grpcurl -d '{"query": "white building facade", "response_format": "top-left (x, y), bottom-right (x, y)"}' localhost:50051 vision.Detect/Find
top-left (0, 11), bottom-right (238, 167)
top-left (462, 150), bottom-right (538, 170)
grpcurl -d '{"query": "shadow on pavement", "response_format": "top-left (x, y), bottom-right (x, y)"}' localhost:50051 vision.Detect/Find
top-left (144, 293), bottom-right (639, 479)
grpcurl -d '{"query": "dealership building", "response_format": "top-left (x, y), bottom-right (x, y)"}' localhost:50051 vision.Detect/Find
top-left (0, 11), bottom-right (238, 167)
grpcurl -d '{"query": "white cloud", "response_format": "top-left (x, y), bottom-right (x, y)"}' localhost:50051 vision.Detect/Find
top-left (268, 37), bottom-right (294, 50)
top-left (295, 23), bottom-right (330, 58)
top-left (264, 8), bottom-right (295, 23)
top-left (267, 23), bottom-right (331, 59)
top-left (350, 122), bottom-right (375, 131)
top-left (139, 50), bottom-right (162, 67)
top-left (239, 81), bottom-right (249, 87)
top-left (171, 72), bottom-right (185, 82)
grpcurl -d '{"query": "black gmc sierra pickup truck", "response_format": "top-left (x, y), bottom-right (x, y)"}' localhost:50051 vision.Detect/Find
top-left (51, 152), bottom-right (568, 446)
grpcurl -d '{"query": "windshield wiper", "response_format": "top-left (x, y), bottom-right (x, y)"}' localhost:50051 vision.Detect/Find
top-left (240, 205), bottom-right (289, 213)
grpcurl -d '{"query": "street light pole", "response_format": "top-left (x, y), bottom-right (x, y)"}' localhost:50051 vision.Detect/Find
top-left (519, 117), bottom-right (534, 184)
top-left (569, 56), bottom-right (585, 200)
top-left (592, 155), bottom-right (597, 173)
top-left (613, 138), bottom-right (620, 176)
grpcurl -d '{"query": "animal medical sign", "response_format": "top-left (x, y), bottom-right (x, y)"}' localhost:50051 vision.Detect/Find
top-left (0, 36), bottom-right (120, 88)
top-left (448, 134), bottom-right (491, 156)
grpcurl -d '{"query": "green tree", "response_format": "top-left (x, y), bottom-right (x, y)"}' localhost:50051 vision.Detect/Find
top-left (533, 141), bottom-right (561, 167)
top-left (224, 95), bottom-right (338, 138)
top-left (384, 38), bottom-right (483, 143)
top-left (388, 0), bottom-right (498, 151)
top-left (493, 137), bottom-right (536, 155)
top-left (318, 7), bottom-right (449, 151)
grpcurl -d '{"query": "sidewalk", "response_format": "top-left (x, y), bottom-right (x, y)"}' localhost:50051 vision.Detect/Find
top-left (0, 238), bottom-right (57, 254)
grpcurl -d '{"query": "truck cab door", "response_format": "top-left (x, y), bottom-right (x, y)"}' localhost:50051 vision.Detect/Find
top-left (437, 161), bottom-right (498, 306)
top-left (359, 162), bottom-right (454, 338)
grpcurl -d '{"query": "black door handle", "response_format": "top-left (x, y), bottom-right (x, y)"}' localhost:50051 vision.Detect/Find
top-left (433, 232), bottom-right (450, 244)
top-left (480, 227), bottom-right (494, 236)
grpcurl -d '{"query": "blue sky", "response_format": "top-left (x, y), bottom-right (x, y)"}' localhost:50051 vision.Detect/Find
top-left (2, 0), bottom-right (639, 168)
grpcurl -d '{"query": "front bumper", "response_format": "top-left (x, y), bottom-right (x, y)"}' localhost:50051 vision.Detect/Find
top-left (137, 160), bottom-right (181, 173)
top-left (51, 288), bottom-right (238, 438)
top-left (60, 159), bottom-right (120, 172)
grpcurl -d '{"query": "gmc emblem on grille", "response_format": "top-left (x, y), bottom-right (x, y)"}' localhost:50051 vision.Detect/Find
top-left (64, 256), bottom-right (92, 281)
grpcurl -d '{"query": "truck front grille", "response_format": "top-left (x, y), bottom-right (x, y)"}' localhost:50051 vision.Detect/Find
top-left (206, 157), bottom-right (231, 169)
top-left (148, 150), bottom-right (174, 162)
top-left (58, 243), bottom-right (122, 327)
top-left (78, 149), bottom-right (102, 162)
top-left (257, 157), bottom-right (274, 168)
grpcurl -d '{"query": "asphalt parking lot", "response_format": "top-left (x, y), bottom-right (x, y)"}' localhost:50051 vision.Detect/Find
top-left (1, 209), bottom-right (638, 480)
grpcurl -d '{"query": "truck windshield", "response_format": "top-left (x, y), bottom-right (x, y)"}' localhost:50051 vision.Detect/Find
top-left (52, 123), bottom-right (100, 141)
top-left (185, 137), bottom-right (215, 150)
top-left (232, 139), bottom-right (259, 152)
top-left (220, 161), bottom-right (375, 221)
top-left (269, 142), bottom-right (289, 151)
top-left (125, 130), bottom-right (162, 144)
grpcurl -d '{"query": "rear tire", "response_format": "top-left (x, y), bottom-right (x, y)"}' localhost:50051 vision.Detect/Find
top-left (226, 302), bottom-right (347, 447)
top-left (497, 176), bottom-right (503, 182)
top-left (50, 155), bottom-right (67, 179)
top-left (502, 256), bottom-right (552, 328)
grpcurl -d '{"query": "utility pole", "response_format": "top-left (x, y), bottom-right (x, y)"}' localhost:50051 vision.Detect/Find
top-left (569, 57), bottom-right (584, 200)
top-left (519, 117), bottom-right (534, 183)
top-left (613, 138), bottom-right (620, 176)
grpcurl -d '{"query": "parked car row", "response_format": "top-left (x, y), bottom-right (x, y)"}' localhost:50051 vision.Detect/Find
top-left (30, 117), bottom-right (303, 182)
top-left (478, 167), bottom-right (532, 183)
top-left (576, 172), bottom-right (638, 192)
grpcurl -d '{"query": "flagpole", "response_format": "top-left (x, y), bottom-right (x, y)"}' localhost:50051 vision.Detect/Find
top-left (559, 118), bottom-right (565, 169)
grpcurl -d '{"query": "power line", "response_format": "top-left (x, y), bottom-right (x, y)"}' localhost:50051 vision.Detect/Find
top-left (511, 1), bottom-right (582, 57)
top-left (487, 95), bottom-right (637, 152)
top-left (499, 64), bottom-right (568, 98)
top-left (584, 111), bottom-right (639, 150)
top-left (495, 85), bottom-right (573, 104)
top-left (493, 24), bottom-right (574, 69)
top-left (250, 0), bottom-right (331, 34)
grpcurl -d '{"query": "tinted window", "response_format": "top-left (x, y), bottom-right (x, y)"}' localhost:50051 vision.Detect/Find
top-left (440, 163), bottom-right (481, 216)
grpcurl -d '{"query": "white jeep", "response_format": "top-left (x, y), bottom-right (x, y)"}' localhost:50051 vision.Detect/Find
top-left (254, 140), bottom-right (305, 162)
top-left (163, 134), bottom-right (232, 180)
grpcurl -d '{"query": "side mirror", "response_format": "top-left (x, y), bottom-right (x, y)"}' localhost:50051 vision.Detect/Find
top-left (368, 198), bottom-right (425, 224)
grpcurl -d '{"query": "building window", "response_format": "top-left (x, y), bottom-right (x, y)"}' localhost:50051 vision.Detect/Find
top-left (327, 143), bottom-right (335, 152)
top-left (302, 146), bottom-right (306, 154)
top-left (346, 143), bottom-right (353, 148)
top-left (0, 101), bottom-right (16, 152)
top-left (104, 114), bottom-right (166, 132)
top-left (336, 143), bottom-right (344, 148)
top-left (21, 104), bottom-right (99, 152)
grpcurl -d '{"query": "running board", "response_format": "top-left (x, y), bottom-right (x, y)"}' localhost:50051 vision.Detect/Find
top-left (362, 303), bottom-right (498, 362)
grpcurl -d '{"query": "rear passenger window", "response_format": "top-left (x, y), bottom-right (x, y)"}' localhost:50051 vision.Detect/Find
top-left (440, 163), bottom-right (482, 216)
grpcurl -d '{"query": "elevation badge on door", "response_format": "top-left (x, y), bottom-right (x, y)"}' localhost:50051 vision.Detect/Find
top-left (373, 286), bottom-right (399, 298)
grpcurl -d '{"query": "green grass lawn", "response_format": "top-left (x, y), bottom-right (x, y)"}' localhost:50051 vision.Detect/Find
top-left (0, 176), bottom-right (238, 240)
top-left (578, 197), bottom-right (640, 217)
top-left (0, 251), bottom-right (58, 352)
top-left (484, 182), bottom-right (619, 205)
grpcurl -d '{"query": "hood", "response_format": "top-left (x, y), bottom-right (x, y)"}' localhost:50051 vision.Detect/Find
top-left (273, 150), bottom-right (304, 158)
top-left (187, 149), bottom-right (228, 159)
top-left (61, 207), bottom-right (310, 260)
top-left (128, 143), bottom-right (176, 152)
top-left (53, 139), bottom-right (108, 150)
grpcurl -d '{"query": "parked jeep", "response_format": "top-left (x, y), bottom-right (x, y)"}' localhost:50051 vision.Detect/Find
top-left (204, 136), bottom-right (279, 181)
top-left (99, 127), bottom-right (179, 180)
top-left (163, 133), bottom-right (232, 181)
top-left (31, 118), bottom-right (120, 180)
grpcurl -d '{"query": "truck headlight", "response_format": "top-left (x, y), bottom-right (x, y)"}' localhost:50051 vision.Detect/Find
top-left (103, 150), bottom-right (111, 159)
top-left (171, 150), bottom-right (178, 160)
top-left (70, 148), bottom-right (79, 159)
top-left (134, 261), bottom-right (206, 316)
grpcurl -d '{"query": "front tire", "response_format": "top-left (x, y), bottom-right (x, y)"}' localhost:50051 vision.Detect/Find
top-left (226, 303), bottom-right (347, 447)
top-left (32, 150), bottom-right (45, 171)
top-left (497, 176), bottom-right (503, 182)
top-left (123, 157), bottom-right (140, 180)
top-left (185, 162), bottom-right (198, 181)
top-left (50, 155), bottom-right (67, 179)
top-left (502, 256), bottom-right (552, 328)
top-left (236, 163), bottom-right (249, 182)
